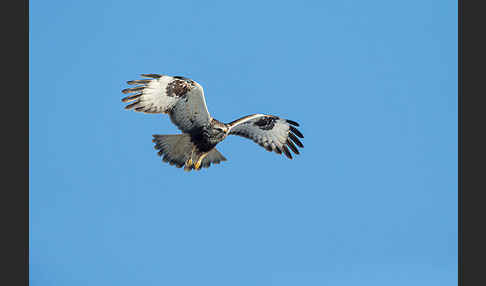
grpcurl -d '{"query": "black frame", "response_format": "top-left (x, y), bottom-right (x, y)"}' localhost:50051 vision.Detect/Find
top-left (5, 0), bottom-right (484, 285)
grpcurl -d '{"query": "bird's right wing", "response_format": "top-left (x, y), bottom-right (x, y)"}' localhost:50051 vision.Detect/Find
top-left (122, 74), bottom-right (211, 132)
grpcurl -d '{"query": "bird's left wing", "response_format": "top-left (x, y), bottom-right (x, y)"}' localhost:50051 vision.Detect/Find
top-left (121, 74), bottom-right (211, 132)
top-left (228, 114), bottom-right (304, 159)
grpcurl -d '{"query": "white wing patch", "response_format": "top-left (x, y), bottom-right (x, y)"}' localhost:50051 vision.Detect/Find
top-left (122, 74), bottom-right (211, 132)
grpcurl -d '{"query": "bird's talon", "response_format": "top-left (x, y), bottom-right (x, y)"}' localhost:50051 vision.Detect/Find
top-left (194, 160), bottom-right (202, 170)
top-left (194, 153), bottom-right (208, 170)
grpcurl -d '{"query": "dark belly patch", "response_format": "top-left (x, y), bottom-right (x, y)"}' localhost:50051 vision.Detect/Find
top-left (189, 127), bottom-right (216, 152)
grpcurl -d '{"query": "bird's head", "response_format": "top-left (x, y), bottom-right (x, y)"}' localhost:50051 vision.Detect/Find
top-left (210, 119), bottom-right (229, 139)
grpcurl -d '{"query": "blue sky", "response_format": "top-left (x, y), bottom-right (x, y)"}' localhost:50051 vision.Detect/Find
top-left (30, 1), bottom-right (457, 285)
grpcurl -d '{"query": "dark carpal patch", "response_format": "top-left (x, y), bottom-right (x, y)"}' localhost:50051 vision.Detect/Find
top-left (166, 79), bottom-right (193, 97)
top-left (254, 116), bottom-right (277, 130)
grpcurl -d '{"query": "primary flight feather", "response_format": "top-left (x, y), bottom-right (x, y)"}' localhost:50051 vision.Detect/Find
top-left (121, 74), bottom-right (304, 171)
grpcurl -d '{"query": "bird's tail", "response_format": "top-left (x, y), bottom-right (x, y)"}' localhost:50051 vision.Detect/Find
top-left (152, 134), bottom-right (227, 171)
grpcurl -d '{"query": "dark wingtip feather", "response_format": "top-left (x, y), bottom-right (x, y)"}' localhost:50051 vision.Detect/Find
top-left (124, 101), bottom-right (139, 110)
top-left (286, 119), bottom-right (300, 127)
top-left (127, 79), bottom-right (151, 85)
top-left (173, 76), bottom-right (189, 80)
top-left (289, 126), bottom-right (304, 138)
top-left (282, 145), bottom-right (293, 159)
top-left (286, 139), bottom-right (300, 155)
top-left (121, 93), bottom-right (142, 103)
top-left (141, 73), bottom-right (162, 78)
top-left (122, 86), bottom-right (144, 94)
top-left (288, 133), bottom-right (304, 148)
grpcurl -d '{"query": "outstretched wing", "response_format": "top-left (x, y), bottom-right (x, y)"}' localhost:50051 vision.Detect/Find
top-left (121, 74), bottom-right (211, 132)
top-left (228, 114), bottom-right (304, 159)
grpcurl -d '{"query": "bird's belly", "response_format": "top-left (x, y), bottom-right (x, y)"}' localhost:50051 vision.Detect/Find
top-left (189, 131), bottom-right (217, 152)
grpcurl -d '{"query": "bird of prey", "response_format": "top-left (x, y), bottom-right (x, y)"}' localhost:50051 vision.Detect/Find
top-left (121, 74), bottom-right (304, 171)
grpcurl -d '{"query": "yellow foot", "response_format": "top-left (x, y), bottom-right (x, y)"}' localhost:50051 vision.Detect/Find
top-left (194, 158), bottom-right (203, 170)
top-left (194, 153), bottom-right (209, 170)
top-left (184, 158), bottom-right (193, 171)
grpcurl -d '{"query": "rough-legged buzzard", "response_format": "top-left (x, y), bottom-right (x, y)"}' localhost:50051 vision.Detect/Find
top-left (122, 74), bottom-right (304, 171)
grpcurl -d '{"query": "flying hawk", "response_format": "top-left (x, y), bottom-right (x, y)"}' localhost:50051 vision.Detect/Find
top-left (121, 74), bottom-right (304, 171)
